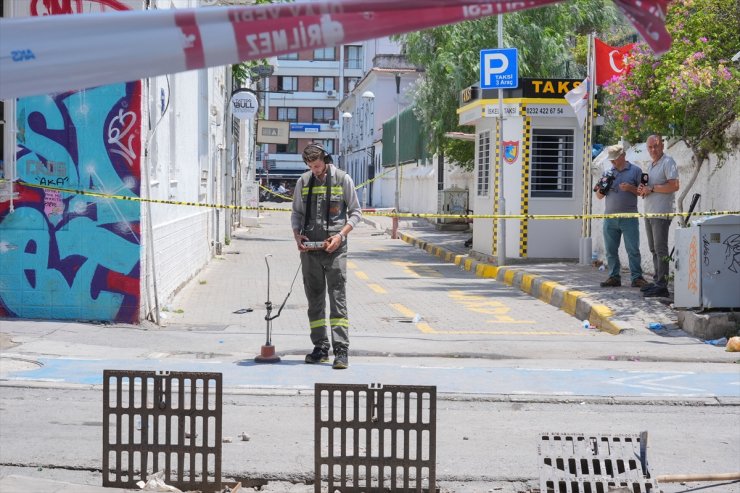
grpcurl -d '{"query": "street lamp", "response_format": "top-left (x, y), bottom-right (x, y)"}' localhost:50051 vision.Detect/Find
top-left (392, 73), bottom-right (401, 239)
top-left (360, 91), bottom-right (375, 208)
top-left (339, 111), bottom-right (352, 169)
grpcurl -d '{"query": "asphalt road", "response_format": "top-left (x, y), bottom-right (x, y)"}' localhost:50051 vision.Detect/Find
top-left (1, 210), bottom-right (738, 492)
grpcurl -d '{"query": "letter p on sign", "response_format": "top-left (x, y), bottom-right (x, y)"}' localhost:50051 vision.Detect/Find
top-left (480, 48), bottom-right (518, 89)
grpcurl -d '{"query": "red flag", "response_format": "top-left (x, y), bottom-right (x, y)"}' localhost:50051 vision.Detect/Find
top-left (595, 38), bottom-right (635, 86)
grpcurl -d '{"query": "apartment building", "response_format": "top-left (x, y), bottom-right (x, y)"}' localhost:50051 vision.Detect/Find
top-left (257, 39), bottom-right (402, 191)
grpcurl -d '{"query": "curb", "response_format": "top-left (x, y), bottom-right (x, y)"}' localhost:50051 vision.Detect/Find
top-left (390, 228), bottom-right (622, 335)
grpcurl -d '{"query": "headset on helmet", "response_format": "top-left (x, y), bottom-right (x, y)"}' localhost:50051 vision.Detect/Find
top-left (303, 142), bottom-right (333, 164)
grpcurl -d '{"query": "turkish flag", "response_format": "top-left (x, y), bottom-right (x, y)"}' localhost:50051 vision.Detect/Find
top-left (595, 38), bottom-right (635, 86)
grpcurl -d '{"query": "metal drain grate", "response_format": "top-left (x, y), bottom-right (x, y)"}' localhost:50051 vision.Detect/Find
top-left (538, 432), bottom-right (658, 493)
top-left (315, 383), bottom-right (436, 492)
top-left (103, 370), bottom-right (222, 492)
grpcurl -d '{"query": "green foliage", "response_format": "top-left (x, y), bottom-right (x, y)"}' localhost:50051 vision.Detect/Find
top-left (398, 0), bottom-right (620, 170)
top-left (602, 0), bottom-right (740, 162)
top-left (442, 131), bottom-right (475, 168)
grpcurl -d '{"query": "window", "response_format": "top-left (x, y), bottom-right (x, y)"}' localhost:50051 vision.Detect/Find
top-left (277, 76), bottom-right (297, 91)
top-left (276, 139), bottom-right (298, 154)
top-left (313, 47), bottom-right (335, 60)
top-left (476, 131), bottom-right (491, 197)
top-left (319, 139), bottom-right (335, 154)
top-left (277, 53), bottom-right (298, 60)
top-left (277, 107), bottom-right (297, 122)
top-left (345, 46), bottom-right (362, 69)
top-left (531, 128), bottom-right (574, 198)
top-left (313, 77), bottom-right (335, 92)
top-left (345, 77), bottom-right (360, 92)
top-left (312, 108), bottom-right (334, 123)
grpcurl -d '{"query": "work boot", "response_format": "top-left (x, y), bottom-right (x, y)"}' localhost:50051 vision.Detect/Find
top-left (643, 285), bottom-right (670, 298)
top-left (332, 349), bottom-right (349, 370)
top-left (631, 277), bottom-right (649, 288)
top-left (305, 347), bottom-right (329, 364)
top-left (600, 277), bottom-right (621, 287)
top-left (640, 282), bottom-right (657, 292)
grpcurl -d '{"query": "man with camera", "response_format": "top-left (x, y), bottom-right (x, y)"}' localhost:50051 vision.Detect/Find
top-left (594, 144), bottom-right (648, 288)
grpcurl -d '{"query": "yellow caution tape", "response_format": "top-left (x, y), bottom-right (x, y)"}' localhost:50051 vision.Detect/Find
top-left (258, 183), bottom-right (292, 202)
top-left (353, 166), bottom-right (396, 189)
top-left (11, 181), bottom-right (739, 220)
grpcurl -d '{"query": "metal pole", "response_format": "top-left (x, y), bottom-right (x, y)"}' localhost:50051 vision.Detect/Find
top-left (496, 14), bottom-right (506, 266)
top-left (392, 72), bottom-right (401, 239)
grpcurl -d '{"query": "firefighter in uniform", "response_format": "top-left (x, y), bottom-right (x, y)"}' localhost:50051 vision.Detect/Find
top-left (291, 143), bottom-right (362, 369)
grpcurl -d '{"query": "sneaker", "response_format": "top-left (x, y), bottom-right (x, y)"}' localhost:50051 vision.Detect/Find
top-left (332, 350), bottom-right (349, 370)
top-left (600, 277), bottom-right (621, 287)
top-left (643, 286), bottom-right (670, 298)
top-left (640, 282), bottom-right (657, 292)
top-left (305, 347), bottom-right (329, 364)
top-left (631, 277), bottom-right (649, 288)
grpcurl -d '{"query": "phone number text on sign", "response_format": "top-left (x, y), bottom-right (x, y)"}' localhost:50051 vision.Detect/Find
top-left (526, 105), bottom-right (568, 117)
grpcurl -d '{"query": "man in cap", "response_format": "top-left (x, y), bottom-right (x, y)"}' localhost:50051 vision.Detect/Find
top-left (291, 143), bottom-right (362, 369)
top-left (594, 144), bottom-right (648, 288)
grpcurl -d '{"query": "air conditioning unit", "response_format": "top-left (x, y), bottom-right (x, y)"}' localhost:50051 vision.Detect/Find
top-left (329, 119), bottom-right (339, 128)
top-left (326, 89), bottom-right (337, 98)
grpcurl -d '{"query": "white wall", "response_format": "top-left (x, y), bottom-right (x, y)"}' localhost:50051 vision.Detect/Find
top-left (590, 134), bottom-right (740, 278)
top-left (140, 34), bottom-right (229, 315)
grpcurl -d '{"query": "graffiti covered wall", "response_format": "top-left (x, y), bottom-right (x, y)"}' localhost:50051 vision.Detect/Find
top-left (0, 0), bottom-right (142, 322)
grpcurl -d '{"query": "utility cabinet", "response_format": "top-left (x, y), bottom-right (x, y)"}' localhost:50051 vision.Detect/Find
top-left (436, 188), bottom-right (470, 230)
top-left (674, 215), bottom-right (740, 309)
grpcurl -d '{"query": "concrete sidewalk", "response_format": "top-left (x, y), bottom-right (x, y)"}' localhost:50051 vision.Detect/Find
top-left (362, 213), bottom-right (709, 337)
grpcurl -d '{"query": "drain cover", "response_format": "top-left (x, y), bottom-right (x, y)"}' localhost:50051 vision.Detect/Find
top-left (538, 432), bottom-right (657, 493)
top-left (315, 383), bottom-right (436, 492)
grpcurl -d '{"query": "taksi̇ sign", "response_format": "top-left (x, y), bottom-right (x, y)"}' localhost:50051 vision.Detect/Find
top-left (230, 89), bottom-right (259, 121)
top-left (480, 48), bottom-right (518, 89)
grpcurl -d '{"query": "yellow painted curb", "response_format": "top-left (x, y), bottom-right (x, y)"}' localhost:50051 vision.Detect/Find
top-left (589, 304), bottom-right (620, 335)
top-left (503, 269), bottom-right (518, 285)
top-left (562, 290), bottom-right (586, 315)
top-left (521, 273), bottom-right (539, 293)
top-left (398, 231), bottom-right (622, 337)
top-left (539, 281), bottom-right (558, 303)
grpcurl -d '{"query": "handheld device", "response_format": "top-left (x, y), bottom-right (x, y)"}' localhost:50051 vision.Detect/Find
top-left (303, 241), bottom-right (326, 250)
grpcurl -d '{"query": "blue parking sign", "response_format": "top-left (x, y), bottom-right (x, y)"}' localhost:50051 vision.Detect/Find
top-left (480, 48), bottom-right (518, 89)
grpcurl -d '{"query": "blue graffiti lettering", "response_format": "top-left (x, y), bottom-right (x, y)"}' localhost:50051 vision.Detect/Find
top-left (11, 49), bottom-right (36, 62)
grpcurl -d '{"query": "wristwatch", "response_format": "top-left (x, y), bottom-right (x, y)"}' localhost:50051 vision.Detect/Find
top-left (338, 232), bottom-right (346, 242)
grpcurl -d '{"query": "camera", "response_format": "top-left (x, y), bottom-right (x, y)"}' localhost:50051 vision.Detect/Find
top-left (593, 171), bottom-right (615, 195)
top-left (641, 173), bottom-right (649, 185)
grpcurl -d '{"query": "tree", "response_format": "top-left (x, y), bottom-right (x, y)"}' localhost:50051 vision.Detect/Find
top-left (602, 0), bottom-right (740, 214)
top-left (398, 0), bottom-right (620, 169)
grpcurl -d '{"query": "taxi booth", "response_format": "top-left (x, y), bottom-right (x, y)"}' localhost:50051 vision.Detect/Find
top-left (457, 78), bottom-right (587, 261)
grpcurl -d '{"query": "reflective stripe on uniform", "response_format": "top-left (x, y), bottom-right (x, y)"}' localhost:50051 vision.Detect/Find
top-left (309, 319), bottom-right (326, 329)
top-left (302, 186), bottom-right (343, 196)
top-left (330, 317), bottom-right (349, 327)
